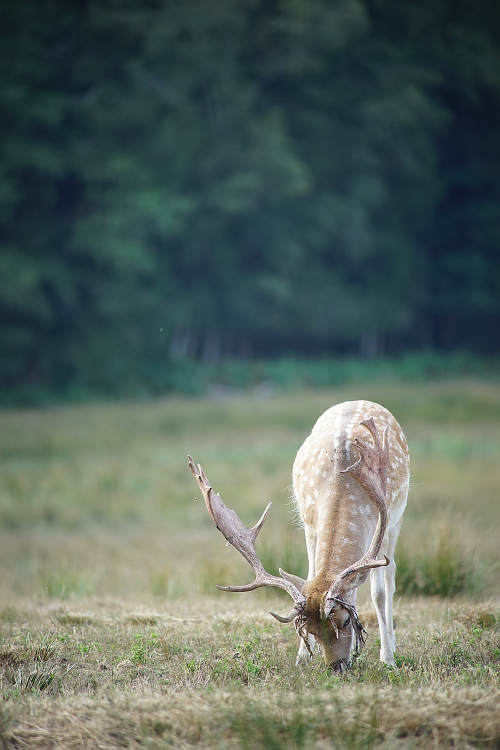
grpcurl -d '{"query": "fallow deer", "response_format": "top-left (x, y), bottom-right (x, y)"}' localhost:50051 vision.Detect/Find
top-left (189, 400), bottom-right (410, 671)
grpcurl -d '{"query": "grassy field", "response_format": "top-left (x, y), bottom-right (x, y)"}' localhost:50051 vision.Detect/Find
top-left (0, 379), bottom-right (499, 748)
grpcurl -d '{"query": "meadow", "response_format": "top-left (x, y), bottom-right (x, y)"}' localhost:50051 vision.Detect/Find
top-left (0, 378), bottom-right (499, 748)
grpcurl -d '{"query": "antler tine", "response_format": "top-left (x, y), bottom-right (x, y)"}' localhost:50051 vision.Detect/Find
top-left (268, 605), bottom-right (303, 623)
top-left (188, 456), bottom-right (306, 613)
top-left (325, 418), bottom-right (390, 610)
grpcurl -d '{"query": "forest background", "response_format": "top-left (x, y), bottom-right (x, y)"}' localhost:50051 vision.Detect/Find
top-left (1, 0), bottom-right (500, 402)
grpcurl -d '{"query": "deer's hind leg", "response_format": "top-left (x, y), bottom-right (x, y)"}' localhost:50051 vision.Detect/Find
top-left (370, 518), bottom-right (402, 665)
top-left (384, 517), bottom-right (403, 654)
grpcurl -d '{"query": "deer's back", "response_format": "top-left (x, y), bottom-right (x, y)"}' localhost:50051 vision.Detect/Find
top-left (293, 400), bottom-right (409, 532)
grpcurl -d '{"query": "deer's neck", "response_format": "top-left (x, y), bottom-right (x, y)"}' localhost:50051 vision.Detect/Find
top-left (312, 479), bottom-right (374, 591)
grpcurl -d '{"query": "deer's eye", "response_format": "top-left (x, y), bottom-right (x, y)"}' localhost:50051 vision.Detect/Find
top-left (342, 615), bottom-right (351, 629)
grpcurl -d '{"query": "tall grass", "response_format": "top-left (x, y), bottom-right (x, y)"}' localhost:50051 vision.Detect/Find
top-left (396, 525), bottom-right (489, 598)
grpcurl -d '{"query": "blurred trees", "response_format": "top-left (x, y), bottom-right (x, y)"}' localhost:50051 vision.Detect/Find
top-left (1, 0), bottom-right (499, 393)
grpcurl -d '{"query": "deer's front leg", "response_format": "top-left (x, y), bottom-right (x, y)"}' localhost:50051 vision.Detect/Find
top-left (296, 524), bottom-right (316, 665)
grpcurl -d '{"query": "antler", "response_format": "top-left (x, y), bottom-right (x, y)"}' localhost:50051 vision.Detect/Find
top-left (324, 417), bottom-right (390, 614)
top-left (188, 456), bottom-right (306, 622)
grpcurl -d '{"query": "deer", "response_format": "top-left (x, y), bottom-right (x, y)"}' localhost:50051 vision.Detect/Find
top-left (188, 399), bottom-right (410, 672)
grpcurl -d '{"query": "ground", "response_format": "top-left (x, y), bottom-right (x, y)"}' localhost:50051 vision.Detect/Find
top-left (0, 380), bottom-right (499, 748)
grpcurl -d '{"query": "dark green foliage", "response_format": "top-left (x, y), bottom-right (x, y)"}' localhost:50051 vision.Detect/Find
top-left (1, 0), bottom-right (500, 398)
top-left (1, 351), bottom-right (498, 406)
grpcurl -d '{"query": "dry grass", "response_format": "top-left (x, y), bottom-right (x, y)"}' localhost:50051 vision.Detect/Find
top-left (0, 379), bottom-right (500, 748)
top-left (0, 598), bottom-right (499, 748)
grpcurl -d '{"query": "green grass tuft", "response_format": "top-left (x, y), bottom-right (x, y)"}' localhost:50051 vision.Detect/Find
top-left (396, 527), bottom-right (489, 598)
top-left (40, 569), bottom-right (96, 600)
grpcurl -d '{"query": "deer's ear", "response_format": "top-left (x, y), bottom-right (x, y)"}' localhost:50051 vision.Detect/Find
top-left (321, 600), bottom-right (341, 620)
top-left (279, 569), bottom-right (307, 593)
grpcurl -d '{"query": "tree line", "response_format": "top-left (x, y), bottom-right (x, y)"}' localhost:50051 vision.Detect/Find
top-left (1, 0), bottom-right (499, 395)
